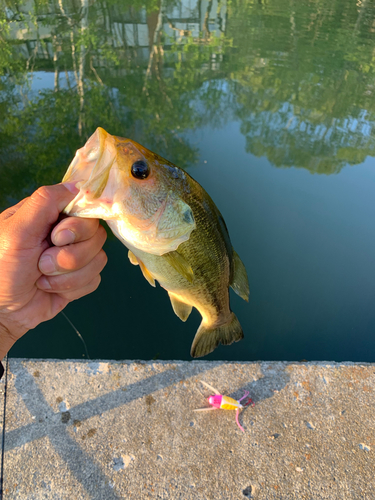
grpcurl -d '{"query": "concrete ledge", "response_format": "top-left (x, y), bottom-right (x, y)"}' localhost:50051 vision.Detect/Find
top-left (1, 359), bottom-right (374, 499)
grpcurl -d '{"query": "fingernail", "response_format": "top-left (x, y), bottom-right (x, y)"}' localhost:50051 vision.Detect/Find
top-left (53, 229), bottom-right (75, 246)
top-left (62, 181), bottom-right (80, 194)
top-left (37, 276), bottom-right (51, 290)
top-left (39, 255), bottom-right (55, 274)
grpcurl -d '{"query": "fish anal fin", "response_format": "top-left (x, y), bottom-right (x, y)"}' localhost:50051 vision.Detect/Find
top-left (138, 259), bottom-right (156, 287)
top-left (128, 250), bottom-right (139, 265)
top-left (163, 251), bottom-right (194, 283)
top-left (191, 312), bottom-right (244, 358)
top-left (230, 250), bottom-right (249, 302)
top-left (168, 292), bottom-right (192, 322)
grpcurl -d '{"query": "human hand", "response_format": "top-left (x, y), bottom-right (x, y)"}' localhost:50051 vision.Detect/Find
top-left (0, 183), bottom-right (107, 359)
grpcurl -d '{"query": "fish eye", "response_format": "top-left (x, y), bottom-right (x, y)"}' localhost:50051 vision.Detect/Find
top-left (131, 160), bottom-right (149, 179)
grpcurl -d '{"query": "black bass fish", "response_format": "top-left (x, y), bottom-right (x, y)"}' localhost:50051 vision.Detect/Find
top-left (62, 127), bottom-right (249, 357)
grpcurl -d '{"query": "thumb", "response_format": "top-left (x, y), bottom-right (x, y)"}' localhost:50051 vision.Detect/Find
top-left (10, 182), bottom-right (79, 247)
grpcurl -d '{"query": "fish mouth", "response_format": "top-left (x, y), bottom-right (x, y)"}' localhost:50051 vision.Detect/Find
top-left (62, 127), bottom-right (196, 256)
top-left (63, 127), bottom-right (118, 218)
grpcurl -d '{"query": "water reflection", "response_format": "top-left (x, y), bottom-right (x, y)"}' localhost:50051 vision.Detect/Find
top-left (2, 0), bottom-right (375, 361)
top-left (2, 0), bottom-right (375, 207)
top-left (227, 0), bottom-right (375, 173)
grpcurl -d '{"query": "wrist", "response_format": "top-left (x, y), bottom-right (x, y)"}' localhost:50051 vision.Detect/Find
top-left (0, 318), bottom-right (26, 360)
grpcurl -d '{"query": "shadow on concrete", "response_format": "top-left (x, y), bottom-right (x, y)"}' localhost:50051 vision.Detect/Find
top-left (3, 360), bottom-right (291, 499)
top-left (222, 362), bottom-right (291, 434)
top-left (234, 362), bottom-right (291, 403)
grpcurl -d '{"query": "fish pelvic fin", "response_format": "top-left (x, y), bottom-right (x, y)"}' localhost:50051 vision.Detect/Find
top-left (168, 292), bottom-right (193, 322)
top-left (138, 260), bottom-right (156, 287)
top-left (128, 250), bottom-right (139, 265)
top-left (190, 312), bottom-right (244, 358)
top-left (230, 250), bottom-right (249, 302)
top-left (127, 250), bottom-right (156, 286)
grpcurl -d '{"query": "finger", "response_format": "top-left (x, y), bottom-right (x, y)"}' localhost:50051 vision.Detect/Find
top-left (51, 217), bottom-right (101, 246)
top-left (58, 275), bottom-right (102, 302)
top-left (36, 250), bottom-right (107, 292)
top-left (38, 224), bottom-right (107, 275)
top-left (8, 183), bottom-right (79, 247)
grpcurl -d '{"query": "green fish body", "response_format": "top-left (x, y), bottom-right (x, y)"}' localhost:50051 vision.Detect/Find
top-left (63, 127), bottom-right (249, 357)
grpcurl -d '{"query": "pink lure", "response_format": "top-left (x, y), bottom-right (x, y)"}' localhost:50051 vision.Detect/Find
top-left (194, 381), bottom-right (254, 432)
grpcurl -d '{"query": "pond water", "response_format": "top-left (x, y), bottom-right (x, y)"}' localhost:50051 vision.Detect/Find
top-left (2, 0), bottom-right (375, 361)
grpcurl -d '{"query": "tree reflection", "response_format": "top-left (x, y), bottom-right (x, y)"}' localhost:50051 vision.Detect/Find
top-left (226, 0), bottom-right (375, 173)
top-left (1, 0), bottom-right (375, 208)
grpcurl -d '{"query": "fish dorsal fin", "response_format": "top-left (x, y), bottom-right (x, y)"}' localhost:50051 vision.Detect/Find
top-left (168, 292), bottom-right (192, 322)
top-left (230, 250), bottom-right (249, 302)
top-left (128, 250), bottom-right (139, 265)
top-left (162, 251), bottom-right (194, 283)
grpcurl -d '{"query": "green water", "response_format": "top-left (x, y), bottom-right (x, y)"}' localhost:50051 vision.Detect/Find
top-left (2, 0), bottom-right (375, 361)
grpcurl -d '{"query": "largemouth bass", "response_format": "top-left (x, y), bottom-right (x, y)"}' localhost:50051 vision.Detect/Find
top-left (62, 127), bottom-right (249, 357)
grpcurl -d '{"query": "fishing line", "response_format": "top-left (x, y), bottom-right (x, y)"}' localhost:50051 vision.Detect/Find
top-left (0, 355), bottom-right (9, 500)
top-left (61, 311), bottom-right (90, 360)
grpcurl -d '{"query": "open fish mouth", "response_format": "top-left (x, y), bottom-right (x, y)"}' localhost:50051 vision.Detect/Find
top-left (63, 127), bottom-right (108, 187)
top-left (63, 128), bottom-right (119, 219)
top-left (62, 127), bottom-right (196, 255)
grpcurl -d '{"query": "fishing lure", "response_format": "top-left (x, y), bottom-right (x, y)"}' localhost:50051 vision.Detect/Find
top-left (194, 380), bottom-right (254, 432)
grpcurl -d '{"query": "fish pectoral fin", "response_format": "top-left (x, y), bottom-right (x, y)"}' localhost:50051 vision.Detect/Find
top-left (162, 251), bottom-right (194, 283)
top-left (168, 292), bottom-right (192, 322)
top-left (190, 312), bottom-right (244, 358)
top-left (128, 250), bottom-right (139, 266)
top-left (230, 250), bottom-right (249, 302)
top-left (137, 258), bottom-right (156, 287)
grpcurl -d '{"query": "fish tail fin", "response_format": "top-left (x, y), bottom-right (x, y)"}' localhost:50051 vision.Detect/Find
top-left (190, 313), bottom-right (244, 358)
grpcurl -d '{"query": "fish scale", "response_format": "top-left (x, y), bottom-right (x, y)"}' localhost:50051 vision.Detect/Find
top-left (63, 127), bottom-right (249, 357)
